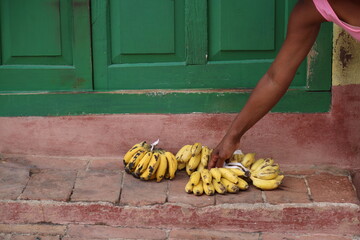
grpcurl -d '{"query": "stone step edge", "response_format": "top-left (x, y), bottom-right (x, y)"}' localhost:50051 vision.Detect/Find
top-left (1, 200), bottom-right (359, 235)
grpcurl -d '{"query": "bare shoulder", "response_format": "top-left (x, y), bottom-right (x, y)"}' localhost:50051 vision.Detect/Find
top-left (291, 0), bottom-right (327, 27)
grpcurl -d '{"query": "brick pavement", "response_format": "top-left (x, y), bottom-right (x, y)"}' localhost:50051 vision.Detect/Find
top-left (0, 155), bottom-right (359, 239)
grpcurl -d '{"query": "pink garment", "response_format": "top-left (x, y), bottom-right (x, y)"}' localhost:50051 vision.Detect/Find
top-left (312, 0), bottom-right (360, 41)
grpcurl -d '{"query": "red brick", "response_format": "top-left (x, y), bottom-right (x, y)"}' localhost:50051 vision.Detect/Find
top-left (10, 235), bottom-right (60, 240)
top-left (169, 229), bottom-right (259, 240)
top-left (0, 167), bottom-right (29, 200)
top-left (216, 185), bottom-right (263, 204)
top-left (0, 224), bottom-right (66, 235)
top-left (67, 224), bottom-right (166, 239)
top-left (71, 170), bottom-right (122, 203)
top-left (261, 232), bottom-right (355, 240)
top-left (167, 171), bottom-right (215, 207)
top-left (120, 172), bottom-right (167, 206)
top-left (264, 176), bottom-right (311, 204)
top-left (306, 173), bottom-right (359, 204)
top-left (0, 202), bottom-right (44, 224)
top-left (88, 158), bottom-right (123, 171)
top-left (0, 155), bottom-right (88, 170)
top-left (281, 164), bottom-right (317, 175)
top-left (20, 170), bottom-right (77, 201)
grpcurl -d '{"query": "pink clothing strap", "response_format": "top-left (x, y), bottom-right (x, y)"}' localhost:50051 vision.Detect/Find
top-left (312, 0), bottom-right (360, 41)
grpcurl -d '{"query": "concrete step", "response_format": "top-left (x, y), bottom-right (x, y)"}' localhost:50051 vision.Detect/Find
top-left (0, 155), bottom-right (359, 239)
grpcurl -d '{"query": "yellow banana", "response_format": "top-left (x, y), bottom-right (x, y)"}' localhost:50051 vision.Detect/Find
top-left (236, 177), bottom-right (249, 190)
top-left (156, 151), bottom-right (168, 182)
top-left (229, 168), bottom-right (246, 177)
top-left (254, 158), bottom-right (275, 171)
top-left (252, 168), bottom-right (279, 180)
top-left (250, 158), bottom-right (265, 171)
top-left (200, 169), bottom-right (212, 185)
top-left (165, 151), bottom-right (178, 180)
top-left (219, 168), bottom-right (239, 184)
top-left (203, 181), bottom-right (215, 196)
top-left (250, 175), bottom-right (282, 190)
top-left (191, 143), bottom-right (202, 156)
top-left (140, 151), bottom-right (160, 180)
top-left (134, 151), bottom-right (153, 177)
top-left (177, 162), bottom-right (186, 170)
top-left (209, 168), bottom-right (222, 183)
top-left (212, 179), bottom-right (226, 194)
top-left (125, 149), bottom-right (147, 173)
top-left (186, 162), bottom-right (192, 175)
top-left (189, 171), bottom-right (201, 186)
top-left (276, 175), bottom-right (285, 182)
top-left (185, 180), bottom-right (193, 193)
top-left (187, 153), bottom-right (201, 173)
top-left (230, 153), bottom-right (244, 163)
top-left (193, 179), bottom-right (204, 196)
top-left (220, 178), bottom-right (239, 193)
top-left (175, 145), bottom-right (192, 163)
top-left (241, 153), bottom-right (256, 168)
top-left (200, 146), bottom-right (210, 166)
top-left (123, 141), bottom-right (147, 164)
top-left (197, 162), bottom-right (206, 172)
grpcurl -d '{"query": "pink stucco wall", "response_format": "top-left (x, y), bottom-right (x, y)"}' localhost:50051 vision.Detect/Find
top-left (0, 84), bottom-right (359, 170)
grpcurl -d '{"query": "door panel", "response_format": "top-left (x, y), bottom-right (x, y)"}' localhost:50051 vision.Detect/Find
top-left (0, 0), bottom-right (92, 91)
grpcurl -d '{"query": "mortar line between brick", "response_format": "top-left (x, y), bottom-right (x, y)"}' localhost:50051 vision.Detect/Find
top-left (348, 174), bottom-right (358, 195)
top-left (165, 181), bottom-right (169, 203)
top-left (117, 170), bottom-right (125, 205)
top-left (261, 191), bottom-right (267, 203)
top-left (258, 231), bottom-right (263, 240)
top-left (16, 169), bottom-right (32, 200)
top-left (85, 159), bottom-right (91, 171)
top-left (304, 177), bottom-right (314, 202)
top-left (68, 171), bottom-right (80, 202)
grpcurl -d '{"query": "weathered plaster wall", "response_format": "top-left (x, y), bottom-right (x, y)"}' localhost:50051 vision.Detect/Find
top-left (333, 25), bottom-right (360, 86)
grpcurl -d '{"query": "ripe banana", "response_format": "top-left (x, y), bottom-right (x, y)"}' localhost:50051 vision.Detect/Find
top-left (189, 171), bottom-right (201, 186)
top-left (221, 178), bottom-right (239, 193)
top-left (209, 168), bottom-right (222, 183)
top-left (185, 180), bottom-right (193, 193)
top-left (191, 143), bottom-right (202, 156)
top-left (252, 168), bottom-right (279, 180)
top-left (241, 153), bottom-right (256, 168)
top-left (123, 141), bottom-right (147, 165)
top-left (134, 151), bottom-right (153, 177)
top-left (219, 168), bottom-right (239, 184)
top-left (125, 149), bottom-right (147, 173)
top-left (165, 151), bottom-right (178, 180)
top-left (175, 144), bottom-right (192, 163)
top-left (156, 151), bottom-right (168, 182)
top-left (212, 179), bottom-right (226, 194)
top-left (203, 181), bottom-right (215, 196)
top-left (229, 168), bottom-right (246, 177)
top-left (177, 162), bottom-right (186, 170)
top-left (200, 169), bottom-right (212, 185)
top-left (140, 151), bottom-right (160, 180)
top-left (187, 153), bottom-right (201, 174)
top-left (200, 146), bottom-right (210, 166)
top-left (197, 162), bottom-right (206, 172)
top-left (250, 158), bottom-right (265, 171)
top-left (230, 153), bottom-right (244, 163)
top-left (250, 175), bottom-right (284, 190)
top-left (193, 179), bottom-right (204, 196)
top-left (236, 177), bottom-right (249, 190)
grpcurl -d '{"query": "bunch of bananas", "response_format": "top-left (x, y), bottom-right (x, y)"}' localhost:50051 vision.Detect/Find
top-left (185, 167), bottom-right (249, 196)
top-left (123, 141), bottom-right (178, 182)
top-left (225, 152), bottom-right (284, 190)
top-left (175, 143), bottom-right (212, 175)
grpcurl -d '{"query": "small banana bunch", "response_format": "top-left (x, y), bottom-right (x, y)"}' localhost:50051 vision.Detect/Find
top-left (175, 143), bottom-right (212, 175)
top-left (123, 141), bottom-right (178, 182)
top-left (249, 157), bottom-right (284, 190)
top-left (185, 168), bottom-right (249, 196)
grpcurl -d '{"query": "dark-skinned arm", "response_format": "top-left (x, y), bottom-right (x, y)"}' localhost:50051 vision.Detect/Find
top-left (208, 0), bottom-right (325, 169)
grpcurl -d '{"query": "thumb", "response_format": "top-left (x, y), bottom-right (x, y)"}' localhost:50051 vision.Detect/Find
top-left (208, 150), bottom-right (219, 169)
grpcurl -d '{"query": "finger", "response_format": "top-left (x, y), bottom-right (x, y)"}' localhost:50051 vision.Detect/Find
top-left (216, 157), bottom-right (225, 168)
top-left (208, 152), bottom-right (219, 169)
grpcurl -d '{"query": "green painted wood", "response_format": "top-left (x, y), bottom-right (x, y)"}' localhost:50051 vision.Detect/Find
top-left (307, 22), bottom-right (333, 91)
top-left (0, 90), bottom-right (330, 116)
top-left (185, 0), bottom-right (207, 65)
top-left (0, 0), bottom-right (92, 91)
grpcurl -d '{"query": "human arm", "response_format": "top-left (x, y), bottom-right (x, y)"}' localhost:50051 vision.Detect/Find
top-left (208, 0), bottom-right (325, 168)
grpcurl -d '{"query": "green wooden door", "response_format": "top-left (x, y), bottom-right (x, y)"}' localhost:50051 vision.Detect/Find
top-left (0, 0), bottom-right (92, 92)
top-left (91, 0), bottom-right (327, 91)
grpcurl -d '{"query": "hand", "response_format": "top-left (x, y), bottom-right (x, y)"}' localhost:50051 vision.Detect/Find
top-left (208, 133), bottom-right (240, 169)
